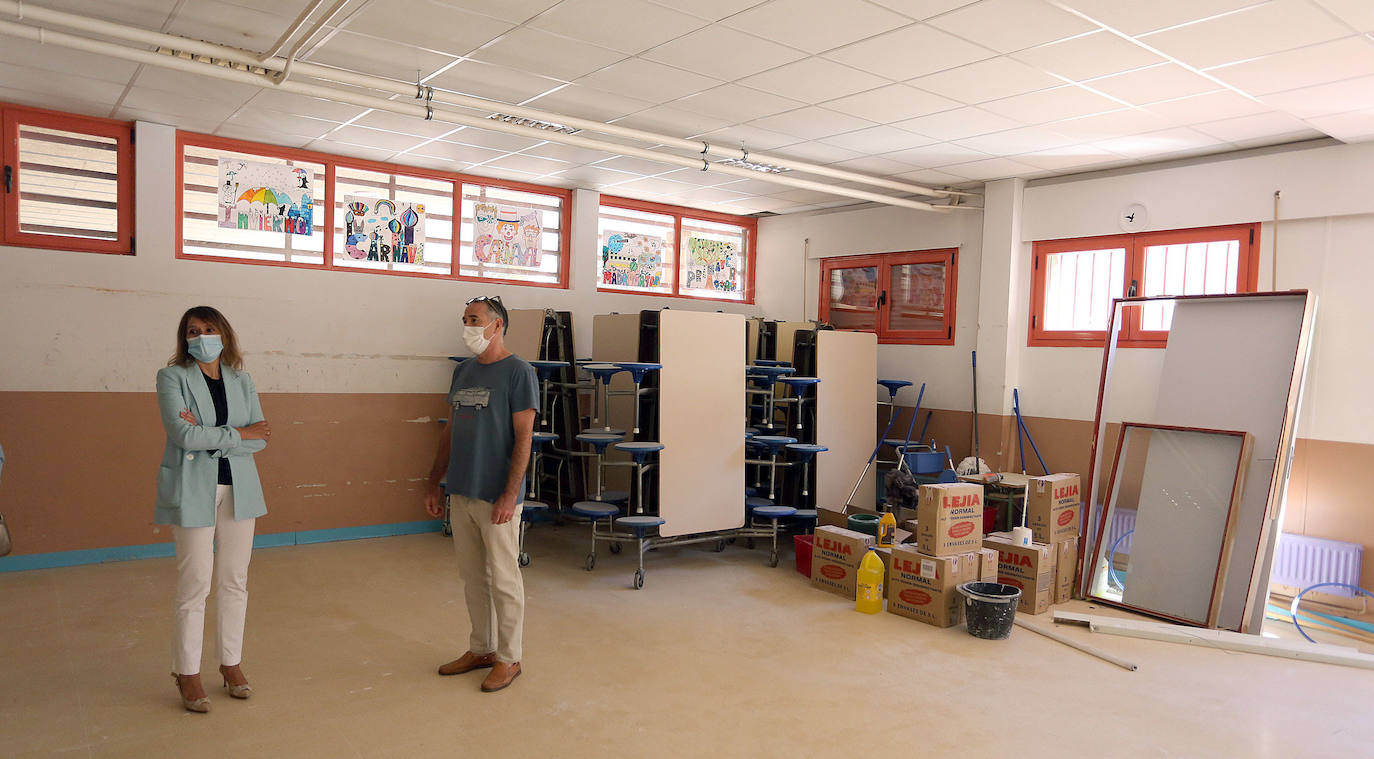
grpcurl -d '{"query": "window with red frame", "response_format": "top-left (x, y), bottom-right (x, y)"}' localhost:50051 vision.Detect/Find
top-left (1, 103), bottom-right (133, 254)
top-left (596, 196), bottom-right (755, 303)
top-left (1029, 224), bottom-right (1259, 347)
top-left (177, 132), bottom-right (569, 288)
top-left (818, 249), bottom-right (958, 345)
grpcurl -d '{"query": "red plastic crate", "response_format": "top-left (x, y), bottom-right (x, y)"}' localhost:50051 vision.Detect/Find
top-left (794, 534), bottom-right (813, 577)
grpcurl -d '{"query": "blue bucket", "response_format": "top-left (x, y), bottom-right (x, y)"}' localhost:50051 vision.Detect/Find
top-left (900, 447), bottom-right (945, 474)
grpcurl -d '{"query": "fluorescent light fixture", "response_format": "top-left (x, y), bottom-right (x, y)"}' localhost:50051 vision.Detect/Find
top-left (487, 113), bottom-right (580, 135)
top-left (717, 157), bottom-right (791, 174)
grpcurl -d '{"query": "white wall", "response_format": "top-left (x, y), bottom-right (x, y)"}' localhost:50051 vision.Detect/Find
top-left (0, 122), bottom-right (779, 395)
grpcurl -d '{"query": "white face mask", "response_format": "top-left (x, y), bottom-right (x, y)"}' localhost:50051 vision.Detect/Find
top-left (463, 323), bottom-right (495, 355)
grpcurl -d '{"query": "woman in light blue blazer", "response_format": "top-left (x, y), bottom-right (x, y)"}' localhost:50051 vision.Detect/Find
top-left (156, 306), bottom-right (270, 713)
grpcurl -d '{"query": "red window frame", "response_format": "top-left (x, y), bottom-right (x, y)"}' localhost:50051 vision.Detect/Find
top-left (818, 248), bottom-right (958, 346)
top-left (1, 102), bottom-right (134, 255)
top-left (175, 131), bottom-right (572, 289)
top-left (1029, 223), bottom-right (1259, 348)
top-left (597, 195), bottom-right (757, 304)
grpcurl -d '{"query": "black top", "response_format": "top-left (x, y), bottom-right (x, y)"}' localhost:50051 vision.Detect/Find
top-left (202, 371), bottom-right (234, 487)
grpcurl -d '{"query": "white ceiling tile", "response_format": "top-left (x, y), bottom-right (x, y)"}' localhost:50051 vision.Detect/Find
top-left (611, 176), bottom-right (698, 195)
top-left (305, 30), bottom-right (459, 83)
top-left (1191, 111), bottom-right (1320, 142)
top-left (121, 86), bottom-right (247, 122)
top-left (398, 153), bottom-right (475, 173)
top-left (1085, 63), bottom-right (1220, 106)
top-left (479, 153), bottom-right (573, 174)
top-left (526, 85), bottom-right (657, 122)
top-left (821, 84), bottom-right (961, 122)
top-left (769, 141), bottom-right (865, 163)
top-left (428, 61), bottom-right (565, 104)
top-left (655, 167), bottom-right (735, 186)
top-left (1014, 144), bottom-right (1132, 172)
top-left (245, 90), bottom-right (369, 122)
top-left (695, 124), bottom-right (804, 151)
top-left (1055, 0), bottom-right (1264, 36)
top-left (133, 65), bottom-right (267, 105)
top-left (1047, 107), bottom-right (1172, 140)
top-left (642, 26), bottom-right (808, 80)
top-left (954, 125), bottom-right (1078, 154)
top-left (893, 167), bottom-right (975, 185)
top-left (34, 0), bottom-right (172, 29)
top-left (676, 187), bottom-right (754, 204)
top-left (1139, 0), bottom-right (1351, 70)
top-left (341, 0), bottom-right (514, 57)
top-left (1312, 0), bottom-right (1374, 32)
top-left (818, 125), bottom-right (936, 152)
top-left (650, 0), bottom-right (771, 21)
top-left (1258, 74), bottom-right (1374, 118)
top-left (553, 165), bottom-right (642, 185)
top-left (0, 38), bottom-right (140, 85)
top-left (738, 58), bottom-right (892, 104)
top-left (867, 0), bottom-right (979, 19)
top-left (353, 109), bottom-right (463, 139)
top-left (980, 85), bottom-right (1122, 122)
top-left (119, 108), bottom-right (220, 135)
top-left (433, 0), bottom-right (562, 24)
top-left (528, 0), bottom-right (708, 54)
top-left (1091, 127), bottom-right (1225, 158)
top-left (826, 155), bottom-right (920, 175)
top-left (724, 0), bottom-right (912, 54)
top-left (768, 188), bottom-right (840, 203)
top-left (470, 28), bottom-right (627, 80)
top-left (1143, 90), bottom-right (1271, 125)
top-left (882, 141), bottom-right (992, 167)
top-left (0, 64), bottom-right (127, 106)
top-left (577, 59), bottom-right (721, 103)
top-left (444, 127), bottom-right (547, 152)
top-left (908, 57), bottom-right (1063, 104)
top-left (721, 196), bottom-right (800, 212)
top-left (748, 106), bottom-right (878, 140)
top-left (165, 0), bottom-right (300, 50)
top-left (1206, 36), bottom-right (1374, 96)
top-left (326, 125), bottom-right (429, 152)
top-left (469, 165), bottom-right (544, 183)
top-left (894, 106), bottom-right (1023, 140)
top-left (673, 84), bottom-right (806, 122)
top-left (714, 177), bottom-right (790, 194)
top-left (927, 0), bottom-right (1097, 54)
top-left (213, 125), bottom-right (315, 149)
top-left (521, 142), bottom-right (622, 164)
top-left (307, 138), bottom-right (399, 163)
top-left (613, 105), bottom-right (734, 138)
top-left (409, 140), bottom-right (506, 164)
top-left (1229, 130), bottom-right (1327, 149)
top-left (223, 108), bottom-right (344, 140)
top-left (938, 156), bottom-right (1041, 180)
top-left (823, 24), bottom-right (996, 80)
top-left (1301, 108), bottom-right (1374, 141)
top-left (593, 155), bottom-right (681, 175)
top-left (1010, 30), bottom-right (1166, 82)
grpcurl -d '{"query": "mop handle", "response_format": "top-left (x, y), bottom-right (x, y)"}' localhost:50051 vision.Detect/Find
top-left (1013, 389), bottom-right (1027, 474)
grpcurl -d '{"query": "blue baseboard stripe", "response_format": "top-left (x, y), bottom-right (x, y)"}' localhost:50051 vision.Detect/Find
top-left (0, 519), bottom-right (444, 573)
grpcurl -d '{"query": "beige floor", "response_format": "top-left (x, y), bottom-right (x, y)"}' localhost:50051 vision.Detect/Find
top-left (3, 524), bottom-right (1373, 758)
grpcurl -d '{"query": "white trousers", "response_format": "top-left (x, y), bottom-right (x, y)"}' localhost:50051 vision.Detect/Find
top-left (171, 485), bottom-right (256, 675)
top-left (449, 495), bottom-right (525, 663)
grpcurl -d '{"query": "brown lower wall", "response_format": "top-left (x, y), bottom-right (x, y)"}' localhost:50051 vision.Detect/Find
top-left (0, 392), bottom-right (449, 556)
top-left (885, 405), bottom-right (1374, 595)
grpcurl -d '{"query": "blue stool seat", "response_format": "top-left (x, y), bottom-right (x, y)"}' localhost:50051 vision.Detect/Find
top-left (583, 363), bottom-right (626, 384)
top-left (522, 500), bottom-right (549, 513)
top-left (747, 365), bottom-right (797, 380)
top-left (745, 487), bottom-right (758, 497)
top-left (754, 359), bottom-right (792, 367)
top-left (753, 505), bottom-right (797, 519)
top-left (786, 443), bottom-right (828, 458)
top-left (791, 508), bottom-right (818, 521)
top-left (616, 441), bottom-right (665, 459)
top-left (448, 356), bottom-right (469, 364)
top-left (744, 430), bottom-right (757, 440)
top-left (572, 501), bottom-right (619, 518)
top-left (753, 435), bottom-right (799, 454)
top-left (745, 496), bottom-right (773, 511)
top-left (778, 376), bottom-right (820, 389)
top-left (613, 362), bottom-right (662, 383)
top-left (877, 379), bottom-right (913, 396)
top-left (532, 431), bottom-right (558, 445)
top-left (576, 432), bottom-right (624, 453)
top-left (617, 515), bottom-right (665, 531)
top-left (580, 427), bottom-right (626, 437)
top-left (601, 490), bottom-right (630, 504)
top-left (529, 360), bottom-right (570, 380)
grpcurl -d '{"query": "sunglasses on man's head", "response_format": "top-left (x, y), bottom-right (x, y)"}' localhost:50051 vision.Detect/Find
top-left (465, 295), bottom-right (503, 305)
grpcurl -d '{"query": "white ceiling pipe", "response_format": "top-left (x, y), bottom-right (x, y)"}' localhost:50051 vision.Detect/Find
top-left (0, 0), bottom-right (969, 200)
top-left (0, 18), bottom-right (954, 212)
top-left (257, 0), bottom-right (329, 62)
top-left (276, 0), bottom-right (351, 84)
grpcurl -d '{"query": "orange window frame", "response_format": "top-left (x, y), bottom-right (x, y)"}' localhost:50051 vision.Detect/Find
top-left (597, 195), bottom-right (758, 305)
top-left (818, 248), bottom-right (958, 346)
top-left (175, 131), bottom-right (573, 289)
top-left (1029, 223), bottom-right (1259, 348)
top-left (1, 103), bottom-right (134, 255)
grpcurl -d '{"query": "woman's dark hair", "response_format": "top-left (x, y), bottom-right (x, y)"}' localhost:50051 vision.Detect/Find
top-left (168, 306), bottom-right (244, 369)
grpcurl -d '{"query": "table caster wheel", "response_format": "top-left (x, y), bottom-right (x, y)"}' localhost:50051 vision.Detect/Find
top-left (768, 551), bottom-right (779, 568)
top-left (442, 523), bottom-right (452, 537)
top-left (713, 539), bottom-right (726, 553)
top-left (585, 554), bottom-right (595, 572)
top-left (633, 569), bottom-right (645, 589)
top-left (609, 541), bottom-right (622, 555)
top-left (745, 538), bottom-right (755, 550)
top-left (519, 552), bottom-right (530, 567)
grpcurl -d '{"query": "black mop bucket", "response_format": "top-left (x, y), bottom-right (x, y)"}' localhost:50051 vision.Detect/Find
top-left (957, 582), bottom-right (1021, 640)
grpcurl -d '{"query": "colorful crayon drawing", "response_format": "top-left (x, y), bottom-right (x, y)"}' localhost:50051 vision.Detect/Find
top-left (601, 231), bottom-right (665, 289)
top-left (342, 195), bottom-right (426, 264)
top-left (683, 236), bottom-right (740, 293)
top-left (217, 158), bottom-right (313, 235)
top-left (472, 202), bottom-right (543, 267)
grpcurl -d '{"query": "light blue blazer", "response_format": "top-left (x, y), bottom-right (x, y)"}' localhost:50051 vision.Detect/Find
top-left (154, 363), bottom-right (268, 527)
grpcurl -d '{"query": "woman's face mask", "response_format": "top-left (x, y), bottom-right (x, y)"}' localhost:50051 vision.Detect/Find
top-left (188, 334), bottom-right (224, 363)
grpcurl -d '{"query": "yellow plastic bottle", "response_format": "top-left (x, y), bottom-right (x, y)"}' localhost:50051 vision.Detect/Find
top-left (855, 547), bottom-right (885, 614)
top-left (877, 511), bottom-right (897, 548)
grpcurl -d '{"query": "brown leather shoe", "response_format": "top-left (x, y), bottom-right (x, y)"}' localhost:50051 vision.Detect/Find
top-left (437, 651), bottom-right (496, 676)
top-left (480, 661), bottom-right (521, 692)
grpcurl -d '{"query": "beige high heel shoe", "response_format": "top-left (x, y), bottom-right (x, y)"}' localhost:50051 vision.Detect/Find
top-left (219, 665), bottom-right (253, 699)
top-left (172, 673), bottom-right (210, 713)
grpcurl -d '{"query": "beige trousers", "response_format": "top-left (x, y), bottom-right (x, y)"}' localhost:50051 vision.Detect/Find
top-left (449, 494), bottom-right (525, 663)
top-left (171, 485), bottom-right (255, 675)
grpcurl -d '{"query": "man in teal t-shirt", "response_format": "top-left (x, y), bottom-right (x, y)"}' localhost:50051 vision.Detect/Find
top-left (425, 295), bottom-right (537, 693)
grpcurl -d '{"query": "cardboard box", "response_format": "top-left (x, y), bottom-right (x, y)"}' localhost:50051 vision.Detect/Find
top-left (811, 526), bottom-right (876, 598)
top-left (886, 545), bottom-right (999, 627)
top-left (816, 507), bottom-right (913, 546)
top-left (1053, 537), bottom-right (1078, 605)
top-left (983, 532), bottom-right (1056, 615)
top-left (916, 482), bottom-right (985, 556)
top-left (1026, 473), bottom-right (1081, 544)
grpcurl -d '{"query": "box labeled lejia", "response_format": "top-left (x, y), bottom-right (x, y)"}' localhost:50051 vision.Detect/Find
top-left (811, 526), bottom-right (876, 598)
top-left (1026, 473), bottom-right (1081, 543)
top-left (983, 532), bottom-right (1056, 615)
top-left (1053, 537), bottom-right (1078, 605)
top-left (916, 482), bottom-right (984, 556)
top-left (887, 545), bottom-right (999, 626)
